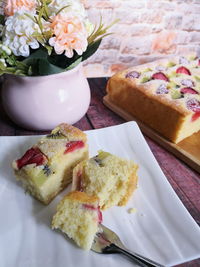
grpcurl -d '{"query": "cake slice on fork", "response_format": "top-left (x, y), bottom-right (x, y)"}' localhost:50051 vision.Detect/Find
top-left (52, 191), bottom-right (102, 250)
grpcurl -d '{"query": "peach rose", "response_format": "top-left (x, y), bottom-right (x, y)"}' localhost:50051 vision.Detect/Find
top-left (49, 14), bottom-right (88, 58)
top-left (4, 0), bottom-right (36, 16)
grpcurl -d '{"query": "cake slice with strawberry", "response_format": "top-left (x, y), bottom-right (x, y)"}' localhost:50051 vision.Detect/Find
top-left (12, 123), bottom-right (89, 204)
top-left (52, 191), bottom-right (102, 250)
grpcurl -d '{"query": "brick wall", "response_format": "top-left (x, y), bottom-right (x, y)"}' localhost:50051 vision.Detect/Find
top-left (82, 0), bottom-right (200, 77)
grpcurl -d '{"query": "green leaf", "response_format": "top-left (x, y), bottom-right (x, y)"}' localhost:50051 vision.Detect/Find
top-left (21, 48), bottom-right (64, 75)
top-left (24, 13), bottom-right (35, 23)
top-left (38, 58), bottom-right (64, 75)
top-left (15, 61), bottom-right (28, 72)
top-left (48, 52), bottom-right (79, 68)
top-left (43, 30), bottom-right (53, 40)
top-left (88, 18), bottom-right (119, 45)
top-left (6, 56), bottom-right (17, 66)
top-left (56, 5), bottom-right (70, 15)
top-left (0, 67), bottom-right (17, 75)
top-left (0, 62), bottom-right (6, 70)
top-left (44, 45), bottom-right (53, 56)
top-left (22, 58), bottom-right (40, 75)
top-left (43, 1), bottom-right (50, 19)
top-left (28, 66), bottom-right (33, 76)
top-left (0, 15), bottom-right (4, 24)
top-left (23, 48), bottom-right (48, 64)
top-left (14, 69), bottom-right (25, 76)
top-left (46, 0), bottom-right (52, 5)
top-left (66, 57), bottom-right (82, 70)
top-left (82, 39), bottom-right (102, 62)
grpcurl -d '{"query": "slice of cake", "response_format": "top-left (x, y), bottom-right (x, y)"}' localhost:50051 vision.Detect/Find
top-left (12, 123), bottom-right (89, 204)
top-left (106, 54), bottom-right (200, 143)
top-left (72, 151), bottom-right (138, 210)
top-left (52, 191), bottom-right (102, 250)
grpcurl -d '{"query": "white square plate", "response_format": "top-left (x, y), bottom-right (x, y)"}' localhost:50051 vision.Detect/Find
top-left (0, 122), bottom-right (200, 267)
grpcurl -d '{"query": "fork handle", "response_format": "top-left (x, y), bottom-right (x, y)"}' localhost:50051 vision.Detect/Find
top-left (104, 244), bottom-right (165, 267)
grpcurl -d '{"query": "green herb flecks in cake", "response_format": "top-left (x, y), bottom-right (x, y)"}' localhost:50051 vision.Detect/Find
top-left (194, 76), bottom-right (200, 82)
top-left (167, 81), bottom-right (180, 90)
top-left (168, 71), bottom-right (180, 79)
top-left (43, 164), bottom-right (52, 176)
top-left (140, 76), bottom-right (151, 83)
top-left (32, 167), bottom-right (52, 187)
top-left (188, 55), bottom-right (197, 61)
top-left (92, 151), bottom-right (111, 167)
top-left (143, 67), bottom-right (153, 72)
top-left (46, 129), bottom-right (65, 139)
top-left (170, 89), bottom-right (182, 99)
top-left (167, 61), bottom-right (176, 68)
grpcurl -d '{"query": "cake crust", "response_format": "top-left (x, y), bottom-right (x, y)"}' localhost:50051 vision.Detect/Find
top-left (118, 166), bottom-right (138, 206)
top-left (64, 191), bottom-right (99, 204)
top-left (58, 123), bottom-right (87, 142)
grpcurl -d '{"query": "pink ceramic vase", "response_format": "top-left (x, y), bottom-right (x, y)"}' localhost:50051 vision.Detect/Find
top-left (1, 63), bottom-right (91, 130)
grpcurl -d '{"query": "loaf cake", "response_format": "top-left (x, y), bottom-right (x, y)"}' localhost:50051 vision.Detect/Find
top-left (72, 150), bottom-right (138, 210)
top-left (52, 191), bottom-right (102, 250)
top-left (12, 123), bottom-right (89, 204)
top-left (106, 55), bottom-right (200, 143)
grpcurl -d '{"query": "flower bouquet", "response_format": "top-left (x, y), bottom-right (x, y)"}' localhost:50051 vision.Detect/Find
top-left (0, 0), bottom-right (114, 76)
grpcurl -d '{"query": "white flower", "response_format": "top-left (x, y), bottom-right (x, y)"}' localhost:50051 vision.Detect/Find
top-left (49, 0), bottom-right (87, 19)
top-left (3, 10), bottom-right (40, 57)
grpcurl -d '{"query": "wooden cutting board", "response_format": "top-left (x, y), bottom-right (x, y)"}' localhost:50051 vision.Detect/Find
top-left (103, 95), bottom-right (200, 174)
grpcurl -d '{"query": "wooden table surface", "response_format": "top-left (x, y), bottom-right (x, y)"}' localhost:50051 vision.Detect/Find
top-left (0, 78), bottom-right (199, 267)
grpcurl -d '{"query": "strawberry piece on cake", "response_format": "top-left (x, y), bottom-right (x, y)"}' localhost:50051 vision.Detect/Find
top-left (152, 72), bottom-right (169, 82)
top-left (176, 66), bottom-right (191, 75)
top-left (180, 87), bottom-right (198, 95)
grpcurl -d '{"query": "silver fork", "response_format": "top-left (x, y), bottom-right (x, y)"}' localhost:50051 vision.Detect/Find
top-left (91, 224), bottom-right (165, 267)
